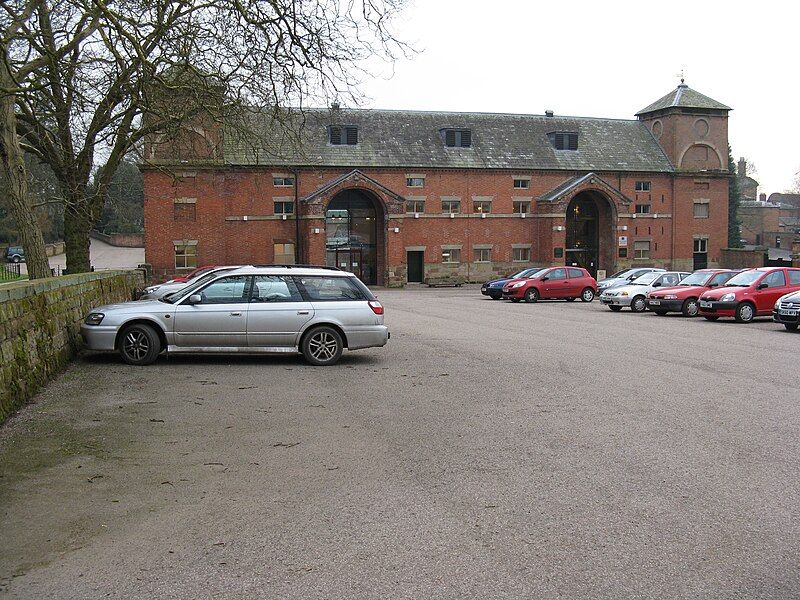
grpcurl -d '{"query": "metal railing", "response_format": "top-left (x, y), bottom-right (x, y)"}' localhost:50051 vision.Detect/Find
top-left (0, 262), bottom-right (22, 281)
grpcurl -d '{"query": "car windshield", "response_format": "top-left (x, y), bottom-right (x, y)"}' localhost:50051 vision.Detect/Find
top-left (725, 270), bottom-right (763, 287)
top-left (678, 272), bottom-right (712, 286)
top-left (159, 269), bottom-right (235, 303)
top-left (630, 272), bottom-right (659, 285)
top-left (523, 268), bottom-right (546, 278)
top-left (608, 269), bottom-right (632, 279)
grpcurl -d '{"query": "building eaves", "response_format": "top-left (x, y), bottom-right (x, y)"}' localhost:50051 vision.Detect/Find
top-left (636, 84), bottom-right (731, 116)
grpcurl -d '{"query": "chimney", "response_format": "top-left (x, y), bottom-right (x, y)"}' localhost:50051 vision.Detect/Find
top-left (759, 193), bottom-right (767, 202)
top-left (545, 110), bottom-right (554, 117)
top-left (331, 101), bottom-right (340, 111)
top-left (738, 157), bottom-right (747, 177)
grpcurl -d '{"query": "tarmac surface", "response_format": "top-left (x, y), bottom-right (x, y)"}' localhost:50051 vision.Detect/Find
top-left (1, 287), bottom-right (799, 598)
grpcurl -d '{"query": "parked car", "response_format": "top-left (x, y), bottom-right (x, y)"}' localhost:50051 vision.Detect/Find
top-left (501, 267), bottom-right (597, 303)
top-left (645, 269), bottom-right (742, 317)
top-left (699, 267), bottom-right (800, 323)
top-left (481, 267), bottom-right (546, 299)
top-left (600, 271), bottom-right (690, 312)
top-left (163, 265), bottom-right (219, 285)
top-left (81, 265), bottom-right (389, 366)
top-left (141, 266), bottom-right (239, 299)
top-left (596, 267), bottom-right (665, 295)
top-left (3, 246), bottom-right (25, 263)
top-left (773, 289), bottom-right (800, 331)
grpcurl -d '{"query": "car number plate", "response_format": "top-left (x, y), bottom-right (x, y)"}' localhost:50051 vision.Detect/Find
top-left (780, 309), bottom-right (799, 316)
top-left (648, 300), bottom-right (661, 305)
top-left (700, 301), bottom-right (712, 308)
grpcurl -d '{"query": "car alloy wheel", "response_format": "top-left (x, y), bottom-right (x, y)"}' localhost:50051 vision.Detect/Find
top-left (631, 296), bottom-right (646, 313)
top-left (118, 323), bottom-right (161, 366)
top-left (735, 302), bottom-right (755, 323)
top-left (580, 287), bottom-right (595, 302)
top-left (302, 326), bottom-right (343, 366)
top-left (682, 298), bottom-right (699, 317)
top-left (12, 256), bottom-right (21, 263)
top-left (524, 288), bottom-right (539, 303)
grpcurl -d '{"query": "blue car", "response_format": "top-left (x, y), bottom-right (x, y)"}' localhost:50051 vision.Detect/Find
top-left (481, 268), bottom-right (545, 299)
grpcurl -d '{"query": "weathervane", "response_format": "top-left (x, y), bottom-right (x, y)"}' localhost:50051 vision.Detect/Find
top-left (677, 69), bottom-right (686, 85)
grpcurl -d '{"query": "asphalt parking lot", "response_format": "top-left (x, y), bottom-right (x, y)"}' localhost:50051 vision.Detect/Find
top-left (1, 286), bottom-right (799, 598)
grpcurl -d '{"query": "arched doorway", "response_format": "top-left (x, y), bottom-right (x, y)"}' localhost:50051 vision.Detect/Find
top-left (565, 191), bottom-right (614, 278)
top-left (325, 189), bottom-right (384, 285)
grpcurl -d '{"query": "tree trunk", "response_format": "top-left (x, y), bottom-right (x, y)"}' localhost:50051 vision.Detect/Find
top-left (63, 199), bottom-right (93, 274)
top-left (0, 47), bottom-right (51, 280)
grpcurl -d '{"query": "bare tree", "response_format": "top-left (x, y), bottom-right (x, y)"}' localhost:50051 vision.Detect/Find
top-left (2, 0), bottom-right (408, 275)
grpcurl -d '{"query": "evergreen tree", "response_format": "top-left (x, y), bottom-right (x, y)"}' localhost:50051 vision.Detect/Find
top-left (728, 145), bottom-right (743, 248)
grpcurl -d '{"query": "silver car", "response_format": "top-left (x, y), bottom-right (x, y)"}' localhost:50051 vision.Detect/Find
top-left (81, 266), bottom-right (389, 366)
top-left (600, 271), bottom-right (690, 312)
top-left (140, 266), bottom-right (239, 300)
top-left (596, 267), bottom-right (666, 295)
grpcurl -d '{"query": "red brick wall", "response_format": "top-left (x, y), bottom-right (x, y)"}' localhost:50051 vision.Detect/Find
top-left (143, 166), bottom-right (729, 284)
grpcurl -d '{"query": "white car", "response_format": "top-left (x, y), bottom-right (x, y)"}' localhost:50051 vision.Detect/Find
top-left (140, 266), bottom-right (239, 299)
top-left (600, 271), bottom-right (690, 312)
top-left (596, 267), bottom-right (666, 295)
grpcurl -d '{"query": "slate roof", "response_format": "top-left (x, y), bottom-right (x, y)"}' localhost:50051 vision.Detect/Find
top-left (538, 173), bottom-right (633, 205)
top-left (636, 84), bottom-right (731, 115)
top-left (222, 108), bottom-right (674, 173)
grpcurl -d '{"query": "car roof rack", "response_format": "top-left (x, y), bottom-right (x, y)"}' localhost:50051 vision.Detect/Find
top-left (250, 264), bottom-right (342, 271)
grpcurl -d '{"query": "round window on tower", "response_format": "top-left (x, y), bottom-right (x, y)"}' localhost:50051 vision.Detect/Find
top-left (651, 120), bottom-right (663, 138)
top-left (693, 118), bottom-right (709, 138)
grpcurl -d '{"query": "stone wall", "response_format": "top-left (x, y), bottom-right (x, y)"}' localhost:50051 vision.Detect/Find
top-left (0, 270), bottom-right (145, 424)
top-left (90, 230), bottom-right (145, 248)
top-left (720, 248), bottom-right (765, 270)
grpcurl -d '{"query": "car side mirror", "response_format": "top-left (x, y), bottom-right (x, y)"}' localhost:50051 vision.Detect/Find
top-left (653, 282), bottom-right (661, 287)
top-left (757, 283), bottom-right (768, 290)
top-left (541, 276), bottom-right (549, 281)
top-left (708, 283), bottom-right (718, 288)
top-left (187, 294), bottom-right (202, 305)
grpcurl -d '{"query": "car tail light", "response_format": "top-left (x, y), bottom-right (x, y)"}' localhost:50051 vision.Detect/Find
top-left (368, 300), bottom-right (384, 315)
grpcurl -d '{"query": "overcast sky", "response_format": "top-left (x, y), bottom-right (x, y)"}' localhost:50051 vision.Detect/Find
top-left (359, 0), bottom-right (797, 196)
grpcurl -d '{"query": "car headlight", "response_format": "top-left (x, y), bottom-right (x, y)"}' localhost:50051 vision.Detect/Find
top-left (511, 281), bottom-right (526, 288)
top-left (84, 312), bottom-right (105, 326)
top-left (664, 294), bottom-right (678, 299)
top-left (720, 293), bottom-right (735, 302)
top-left (775, 300), bottom-right (781, 309)
top-left (145, 285), bottom-right (160, 293)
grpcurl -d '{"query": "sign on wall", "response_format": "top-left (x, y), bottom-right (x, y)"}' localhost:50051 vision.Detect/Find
top-left (618, 236), bottom-right (628, 247)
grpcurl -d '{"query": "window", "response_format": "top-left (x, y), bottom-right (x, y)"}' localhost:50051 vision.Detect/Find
top-left (635, 181), bottom-right (651, 192)
top-left (297, 276), bottom-right (366, 301)
top-left (441, 198), bottom-right (461, 214)
top-left (693, 202), bottom-right (709, 218)
top-left (633, 240), bottom-right (651, 259)
top-left (251, 275), bottom-right (302, 302)
top-left (329, 126), bottom-right (358, 145)
top-left (406, 198), bottom-right (425, 213)
top-left (473, 200), bottom-right (492, 214)
top-left (568, 268), bottom-right (584, 278)
top-left (635, 204), bottom-right (651, 215)
top-left (474, 248), bottom-right (491, 262)
top-left (173, 198), bottom-right (196, 222)
top-left (197, 276), bottom-right (249, 304)
top-left (547, 268), bottom-right (567, 280)
top-left (693, 238), bottom-right (708, 253)
top-left (761, 271), bottom-right (786, 288)
top-left (442, 129), bottom-right (471, 147)
top-left (274, 201), bottom-right (294, 215)
top-left (513, 179), bottom-right (530, 189)
top-left (618, 247), bottom-right (628, 258)
top-left (554, 248), bottom-right (564, 258)
top-left (274, 242), bottom-right (295, 264)
top-left (273, 176), bottom-right (295, 187)
top-left (174, 242), bottom-right (197, 269)
top-left (547, 132), bottom-right (578, 150)
top-left (789, 270), bottom-right (800, 285)
top-left (442, 248), bottom-right (461, 263)
top-left (513, 247), bottom-right (530, 262)
top-left (406, 177), bottom-right (425, 188)
top-left (513, 200), bottom-right (531, 214)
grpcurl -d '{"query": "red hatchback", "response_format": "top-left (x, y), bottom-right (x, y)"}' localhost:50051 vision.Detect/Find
top-left (698, 267), bottom-right (800, 323)
top-left (502, 267), bottom-right (597, 303)
top-left (645, 269), bottom-right (741, 317)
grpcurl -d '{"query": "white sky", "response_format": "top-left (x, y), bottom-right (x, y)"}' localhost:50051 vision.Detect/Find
top-left (360, 0), bottom-right (798, 196)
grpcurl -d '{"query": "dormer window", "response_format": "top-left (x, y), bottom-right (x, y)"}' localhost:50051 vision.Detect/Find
top-left (329, 125), bottom-right (358, 145)
top-left (442, 128), bottom-right (471, 148)
top-left (548, 132), bottom-right (578, 151)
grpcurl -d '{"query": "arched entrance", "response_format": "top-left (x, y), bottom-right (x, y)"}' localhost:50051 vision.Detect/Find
top-left (325, 189), bottom-right (384, 285)
top-left (565, 191), bottom-right (614, 278)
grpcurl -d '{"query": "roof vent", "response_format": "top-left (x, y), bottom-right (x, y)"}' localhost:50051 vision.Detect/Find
top-left (545, 110), bottom-right (554, 117)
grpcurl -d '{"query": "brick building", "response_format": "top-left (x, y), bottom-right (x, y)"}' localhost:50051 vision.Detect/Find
top-left (143, 82), bottom-right (732, 286)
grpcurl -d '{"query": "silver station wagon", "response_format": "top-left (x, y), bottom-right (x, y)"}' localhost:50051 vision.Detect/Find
top-left (81, 266), bottom-right (389, 366)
